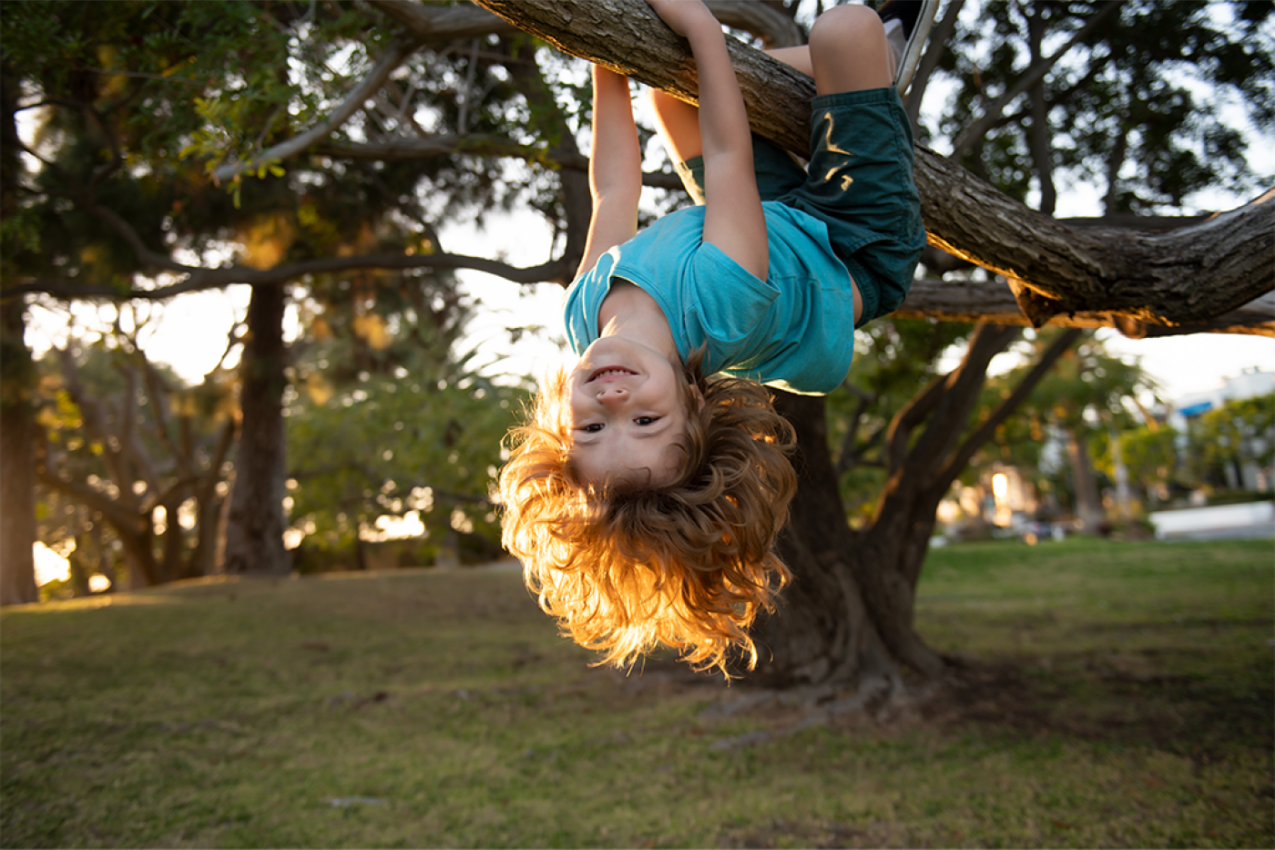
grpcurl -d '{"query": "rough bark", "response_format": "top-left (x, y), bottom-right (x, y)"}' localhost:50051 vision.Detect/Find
top-left (750, 325), bottom-right (1083, 687)
top-left (750, 393), bottom-right (899, 688)
top-left (0, 298), bottom-right (38, 606)
top-left (895, 279), bottom-right (1275, 338)
top-left (222, 285), bottom-right (290, 575)
top-left (0, 64), bottom-right (37, 606)
top-left (468, 0), bottom-right (1274, 336)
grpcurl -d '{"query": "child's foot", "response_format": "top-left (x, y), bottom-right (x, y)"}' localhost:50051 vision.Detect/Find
top-left (877, 0), bottom-right (940, 94)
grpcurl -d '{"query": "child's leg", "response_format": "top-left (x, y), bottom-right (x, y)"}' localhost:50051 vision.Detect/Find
top-left (807, 5), bottom-right (894, 95)
top-left (650, 9), bottom-right (890, 165)
top-left (649, 46), bottom-right (813, 165)
top-left (651, 64), bottom-right (808, 208)
top-left (650, 89), bottom-right (704, 164)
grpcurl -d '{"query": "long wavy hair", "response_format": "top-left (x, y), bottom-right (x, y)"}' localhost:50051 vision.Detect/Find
top-left (498, 351), bottom-right (797, 676)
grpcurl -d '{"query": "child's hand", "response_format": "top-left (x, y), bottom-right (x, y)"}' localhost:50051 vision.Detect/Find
top-left (645, 0), bottom-right (718, 40)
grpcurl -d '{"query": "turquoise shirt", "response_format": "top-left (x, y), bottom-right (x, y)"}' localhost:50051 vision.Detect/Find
top-left (563, 201), bottom-right (856, 396)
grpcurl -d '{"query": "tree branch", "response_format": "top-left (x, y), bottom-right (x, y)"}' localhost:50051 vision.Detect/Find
top-left (7, 249), bottom-right (577, 301)
top-left (211, 36), bottom-right (423, 184)
top-left (312, 135), bottom-right (684, 190)
top-left (950, 1), bottom-right (1121, 156)
top-left (369, 0), bottom-right (803, 49)
top-left (932, 327), bottom-right (1084, 496)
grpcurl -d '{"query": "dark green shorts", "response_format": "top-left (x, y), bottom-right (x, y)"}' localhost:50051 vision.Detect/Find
top-left (673, 87), bottom-right (925, 326)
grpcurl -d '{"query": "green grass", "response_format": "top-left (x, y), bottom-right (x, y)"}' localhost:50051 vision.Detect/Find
top-left (2, 538), bottom-right (1271, 848)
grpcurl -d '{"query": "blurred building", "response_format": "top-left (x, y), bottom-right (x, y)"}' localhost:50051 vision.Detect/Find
top-left (1167, 367), bottom-right (1273, 426)
top-left (1167, 367), bottom-right (1274, 493)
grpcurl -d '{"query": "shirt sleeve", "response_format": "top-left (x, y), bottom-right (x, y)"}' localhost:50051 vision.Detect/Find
top-left (686, 242), bottom-right (779, 346)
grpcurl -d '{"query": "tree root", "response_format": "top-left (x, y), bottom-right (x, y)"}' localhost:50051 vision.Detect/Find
top-left (699, 670), bottom-right (946, 751)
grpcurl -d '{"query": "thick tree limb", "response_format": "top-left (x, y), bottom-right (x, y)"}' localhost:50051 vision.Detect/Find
top-left (896, 278), bottom-right (1275, 337)
top-left (369, 0), bottom-right (803, 48)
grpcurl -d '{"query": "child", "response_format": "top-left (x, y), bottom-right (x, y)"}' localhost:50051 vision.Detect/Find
top-left (499, 0), bottom-right (928, 676)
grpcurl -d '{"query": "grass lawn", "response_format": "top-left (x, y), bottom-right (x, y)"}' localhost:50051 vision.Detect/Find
top-left (2, 537), bottom-right (1271, 848)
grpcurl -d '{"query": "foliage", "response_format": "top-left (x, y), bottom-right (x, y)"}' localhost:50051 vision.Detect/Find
top-left (5, 0), bottom-right (550, 579)
top-left (934, 0), bottom-right (1274, 212)
top-left (1183, 392), bottom-right (1275, 492)
top-left (6, 0), bottom-right (1271, 605)
top-left (972, 330), bottom-right (1156, 515)
top-left (1093, 423), bottom-right (1181, 504)
top-left (2, 538), bottom-right (1270, 847)
top-left (285, 354), bottom-right (524, 559)
top-left (33, 329), bottom-right (236, 588)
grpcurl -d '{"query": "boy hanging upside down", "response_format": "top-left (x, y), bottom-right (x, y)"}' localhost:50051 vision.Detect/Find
top-left (499, 0), bottom-right (928, 676)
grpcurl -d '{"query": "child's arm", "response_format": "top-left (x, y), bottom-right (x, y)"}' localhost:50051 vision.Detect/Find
top-left (575, 65), bottom-right (642, 280)
top-left (647, 0), bottom-right (768, 281)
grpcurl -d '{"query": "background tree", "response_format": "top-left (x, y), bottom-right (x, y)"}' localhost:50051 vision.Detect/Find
top-left (1095, 424), bottom-right (1182, 508)
top-left (1185, 394), bottom-right (1275, 493)
top-left (284, 274), bottom-right (519, 568)
top-left (33, 323), bottom-right (236, 589)
top-left (2, 1), bottom-right (543, 581)
top-left (983, 330), bottom-right (1157, 532)
top-left (2, 52), bottom-right (40, 604)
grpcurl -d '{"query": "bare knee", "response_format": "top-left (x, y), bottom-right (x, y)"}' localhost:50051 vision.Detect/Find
top-left (808, 4), bottom-right (887, 57)
top-left (808, 4), bottom-right (892, 93)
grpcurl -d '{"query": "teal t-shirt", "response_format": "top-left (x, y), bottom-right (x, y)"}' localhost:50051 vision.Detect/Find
top-left (563, 201), bottom-right (856, 396)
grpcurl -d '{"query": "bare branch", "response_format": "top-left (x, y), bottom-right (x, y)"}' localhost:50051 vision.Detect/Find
top-left (212, 36), bottom-right (423, 183)
top-left (312, 135), bottom-right (685, 189)
top-left (8, 249), bottom-right (575, 301)
top-left (932, 327), bottom-right (1084, 494)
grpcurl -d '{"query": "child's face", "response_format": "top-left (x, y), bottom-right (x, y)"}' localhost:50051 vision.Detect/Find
top-left (568, 336), bottom-right (693, 488)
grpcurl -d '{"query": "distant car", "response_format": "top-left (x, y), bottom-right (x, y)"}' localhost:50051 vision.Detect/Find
top-left (1011, 516), bottom-right (1059, 545)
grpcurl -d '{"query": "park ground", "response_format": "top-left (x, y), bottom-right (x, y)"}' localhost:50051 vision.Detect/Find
top-left (1, 537), bottom-right (1271, 848)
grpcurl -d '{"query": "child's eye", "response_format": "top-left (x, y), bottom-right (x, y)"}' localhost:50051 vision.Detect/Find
top-left (634, 416), bottom-right (658, 426)
top-left (582, 423), bottom-right (604, 433)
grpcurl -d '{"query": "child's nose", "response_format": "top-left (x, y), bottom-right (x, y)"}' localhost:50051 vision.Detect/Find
top-left (596, 386), bottom-right (629, 406)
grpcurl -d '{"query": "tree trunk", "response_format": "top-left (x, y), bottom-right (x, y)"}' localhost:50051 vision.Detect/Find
top-left (747, 326), bottom-right (1080, 689)
top-left (0, 63), bottom-right (37, 606)
top-left (0, 297), bottom-right (38, 606)
top-left (748, 393), bottom-right (900, 689)
top-left (223, 284), bottom-right (290, 575)
top-left (1067, 427), bottom-right (1105, 534)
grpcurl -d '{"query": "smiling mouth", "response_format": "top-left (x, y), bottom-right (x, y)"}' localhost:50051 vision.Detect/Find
top-left (586, 366), bottom-right (637, 383)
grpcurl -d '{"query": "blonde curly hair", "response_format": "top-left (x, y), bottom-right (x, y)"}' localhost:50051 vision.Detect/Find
top-left (498, 352), bottom-right (797, 676)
